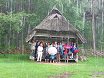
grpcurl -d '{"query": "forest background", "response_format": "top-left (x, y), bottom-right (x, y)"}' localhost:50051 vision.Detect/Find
top-left (0, 0), bottom-right (104, 54)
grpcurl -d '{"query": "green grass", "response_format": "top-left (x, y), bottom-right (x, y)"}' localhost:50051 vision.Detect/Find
top-left (0, 54), bottom-right (104, 78)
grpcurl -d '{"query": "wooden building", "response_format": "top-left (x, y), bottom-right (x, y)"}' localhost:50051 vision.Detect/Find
top-left (26, 8), bottom-right (86, 62)
top-left (26, 8), bottom-right (86, 43)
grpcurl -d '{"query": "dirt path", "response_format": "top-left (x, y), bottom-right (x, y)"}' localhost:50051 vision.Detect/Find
top-left (49, 72), bottom-right (71, 78)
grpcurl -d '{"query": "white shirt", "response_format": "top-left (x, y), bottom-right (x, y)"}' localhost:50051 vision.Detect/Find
top-left (37, 46), bottom-right (43, 52)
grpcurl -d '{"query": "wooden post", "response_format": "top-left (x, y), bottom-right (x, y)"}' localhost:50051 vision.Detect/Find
top-left (76, 38), bottom-right (78, 62)
top-left (68, 20), bottom-right (70, 44)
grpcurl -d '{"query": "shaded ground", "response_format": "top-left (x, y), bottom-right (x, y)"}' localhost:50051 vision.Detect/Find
top-left (49, 72), bottom-right (71, 78)
top-left (37, 62), bottom-right (70, 66)
top-left (92, 72), bottom-right (104, 78)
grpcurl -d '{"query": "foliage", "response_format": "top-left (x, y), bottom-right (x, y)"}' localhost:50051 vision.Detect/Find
top-left (0, 0), bottom-right (104, 52)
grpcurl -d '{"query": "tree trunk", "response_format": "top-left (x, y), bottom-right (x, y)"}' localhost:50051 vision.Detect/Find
top-left (21, 16), bottom-right (24, 54)
top-left (21, 29), bottom-right (24, 54)
top-left (28, 0), bottom-right (31, 13)
top-left (99, 0), bottom-right (101, 9)
top-left (82, 12), bottom-right (86, 55)
top-left (101, 0), bottom-right (104, 52)
top-left (76, 0), bottom-right (79, 14)
top-left (92, 13), bottom-right (96, 54)
top-left (91, 0), bottom-right (96, 54)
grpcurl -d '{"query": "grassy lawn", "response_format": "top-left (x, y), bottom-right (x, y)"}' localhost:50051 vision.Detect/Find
top-left (0, 54), bottom-right (104, 78)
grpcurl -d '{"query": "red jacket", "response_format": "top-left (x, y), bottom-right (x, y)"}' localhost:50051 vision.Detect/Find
top-left (64, 44), bottom-right (68, 55)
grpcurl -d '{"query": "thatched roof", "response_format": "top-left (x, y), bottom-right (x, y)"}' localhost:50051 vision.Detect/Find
top-left (35, 8), bottom-right (78, 32)
top-left (26, 8), bottom-right (86, 43)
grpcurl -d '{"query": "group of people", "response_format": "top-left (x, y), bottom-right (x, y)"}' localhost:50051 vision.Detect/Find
top-left (29, 40), bottom-right (79, 63)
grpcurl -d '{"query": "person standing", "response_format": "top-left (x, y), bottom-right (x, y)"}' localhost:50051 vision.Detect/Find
top-left (64, 43), bottom-right (69, 63)
top-left (29, 40), bottom-right (36, 60)
top-left (56, 42), bottom-right (60, 63)
top-left (59, 42), bottom-right (64, 58)
top-left (34, 40), bottom-right (40, 59)
top-left (37, 42), bottom-right (43, 62)
top-left (45, 42), bottom-right (50, 62)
